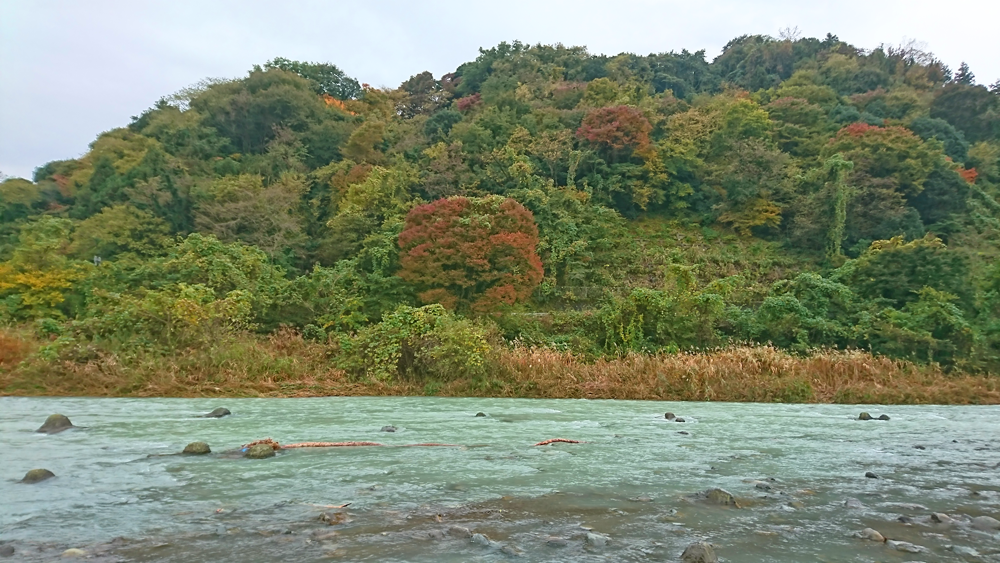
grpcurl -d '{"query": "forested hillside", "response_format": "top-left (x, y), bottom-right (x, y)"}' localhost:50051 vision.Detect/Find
top-left (3, 34), bottom-right (1000, 396)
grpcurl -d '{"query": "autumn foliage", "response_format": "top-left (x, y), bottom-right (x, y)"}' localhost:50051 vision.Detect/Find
top-left (398, 196), bottom-right (543, 312)
top-left (576, 105), bottom-right (652, 151)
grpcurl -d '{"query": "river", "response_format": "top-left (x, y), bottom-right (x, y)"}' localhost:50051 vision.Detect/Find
top-left (2, 397), bottom-right (999, 561)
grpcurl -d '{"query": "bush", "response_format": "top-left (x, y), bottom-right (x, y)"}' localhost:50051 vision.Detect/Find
top-left (335, 305), bottom-right (493, 381)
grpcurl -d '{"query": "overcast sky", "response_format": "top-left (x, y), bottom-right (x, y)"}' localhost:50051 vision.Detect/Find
top-left (2, 0), bottom-right (998, 180)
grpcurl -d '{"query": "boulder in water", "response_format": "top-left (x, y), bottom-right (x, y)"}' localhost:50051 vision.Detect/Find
top-left (971, 515), bottom-right (1000, 531)
top-left (471, 533), bottom-right (491, 546)
top-left (182, 442), bottom-right (211, 455)
top-left (0, 544), bottom-right (13, 557)
top-left (865, 471), bottom-right (879, 479)
top-left (448, 526), bottom-right (471, 538)
top-left (20, 469), bottom-right (55, 484)
top-left (475, 412), bottom-right (487, 417)
top-left (857, 528), bottom-right (885, 542)
top-left (703, 488), bottom-right (740, 507)
top-left (380, 425), bottom-right (396, 432)
top-left (664, 412), bottom-right (676, 420)
top-left (886, 540), bottom-right (927, 553)
top-left (36, 414), bottom-right (75, 434)
top-left (546, 536), bottom-right (569, 547)
top-left (878, 414), bottom-right (890, 420)
top-left (245, 443), bottom-right (275, 459)
top-left (858, 412), bottom-right (873, 420)
top-left (585, 532), bottom-right (608, 547)
top-left (844, 498), bottom-right (865, 509)
top-left (61, 548), bottom-right (86, 558)
top-left (931, 512), bottom-right (953, 524)
top-left (674, 417), bottom-right (686, 423)
top-left (202, 408), bottom-right (231, 418)
top-left (681, 542), bottom-right (718, 563)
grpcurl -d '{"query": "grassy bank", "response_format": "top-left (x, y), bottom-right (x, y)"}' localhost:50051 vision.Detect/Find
top-left (2, 328), bottom-right (997, 404)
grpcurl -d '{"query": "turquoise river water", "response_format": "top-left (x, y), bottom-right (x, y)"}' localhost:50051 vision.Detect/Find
top-left (1, 397), bottom-right (999, 562)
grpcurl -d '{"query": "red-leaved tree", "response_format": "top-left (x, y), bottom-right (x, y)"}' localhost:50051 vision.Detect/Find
top-left (576, 105), bottom-right (652, 162)
top-left (398, 195), bottom-right (543, 312)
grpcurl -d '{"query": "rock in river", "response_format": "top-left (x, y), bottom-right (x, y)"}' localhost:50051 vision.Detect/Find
top-left (857, 528), bottom-right (885, 542)
top-left (471, 533), bottom-right (491, 547)
top-left (20, 469), bottom-right (55, 484)
top-left (475, 412), bottom-right (487, 417)
top-left (203, 408), bottom-right (231, 418)
top-left (0, 544), bottom-right (13, 558)
top-left (245, 443), bottom-right (276, 459)
top-left (36, 414), bottom-right (75, 434)
top-left (703, 488), bottom-right (740, 507)
top-left (971, 515), bottom-right (1000, 531)
top-left (865, 471), bottom-right (879, 479)
top-left (858, 412), bottom-right (873, 420)
top-left (681, 542), bottom-right (718, 563)
top-left (585, 532), bottom-right (608, 547)
top-left (380, 425), bottom-right (396, 432)
top-left (182, 442), bottom-right (211, 455)
top-left (61, 548), bottom-right (86, 558)
top-left (878, 414), bottom-right (890, 420)
top-left (665, 412), bottom-right (676, 420)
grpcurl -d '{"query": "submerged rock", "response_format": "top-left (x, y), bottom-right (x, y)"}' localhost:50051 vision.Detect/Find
top-left (0, 545), bottom-right (13, 557)
top-left (865, 471), bottom-right (879, 479)
top-left (680, 542), bottom-right (718, 563)
top-left (20, 469), bottom-right (55, 484)
top-left (380, 425), bottom-right (396, 432)
top-left (546, 537), bottom-right (569, 547)
top-left (471, 533), bottom-right (491, 547)
top-left (878, 414), bottom-right (890, 420)
top-left (971, 515), bottom-right (1000, 531)
top-left (245, 444), bottom-right (275, 459)
top-left (202, 408), bottom-right (231, 418)
top-left (182, 442), bottom-right (211, 455)
top-left (886, 540), bottom-right (927, 553)
top-left (36, 414), bottom-right (75, 434)
top-left (949, 545), bottom-right (981, 557)
top-left (499, 544), bottom-right (522, 557)
top-left (675, 417), bottom-right (686, 423)
top-left (931, 512), bottom-right (954, 524)
top-left (475, 412), bottom-right (487, 417)
top-left (844, 498), bottom-right (865, 509)
top-left (448, 526), bottom-right (471, 538)
top-left (858, 412), bottom-right (873, 420)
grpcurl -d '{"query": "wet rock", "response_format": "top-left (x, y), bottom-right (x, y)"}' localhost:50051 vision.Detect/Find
top-left (475, 412), bottom-right (487, 417)
top-left (844, 498), bottom-right (865, 509)
top-left (858, 412), bottom-right (873, 420)
top-left (0, 545), bottom-right (13, 557)
top-left (680, 541), bottom-right (718, 563)
top-left (245, 444), bottom-right (275, 459)
top-left (471, 533), bottom-right (491, 546)
top-left (36, 414), bottom-right (75, 434)
top-left (878, 414), bottom-right (890, 420)
top-left (857, 528), bottom-right (885, 542)
top-left (665, 412), bottom-right (676, 420)
top-left (704, 488), bottom-right (740, 507)
top-left (500, 544), bottom-right (522, 557)
top-left (546, 536), bottom-right (569, 547)
top-left (754, 481), bottom-right (772, 491)
top-left (931, 512), bottom-right (954, 524)
top-left (865, 471), bottom-right (879, 479)
top-left (182, 442), bottom-right (211, 455)
top-left (675, 417), bottom-right (686, 423)
top-left (971, 515), bottom-right (1000, 531)
top-left (448, 526), bottom-right (471, 538)
top-left (427, 529), bottom-right (446, 540)
top-left (203, 407), bottom-right (231, 418)
top-left (585, 532), bottom-right (608, 547)
top-left (20, 469), bottom-right (55, 484)
top-left (319, 512), bottom-right (348, 525)
top-left (61, 549), bottom-right (87, 558)
top-left (913, 445), bottom-right (926, 450)
top-left (897, 515), bottom-right (914, 524)
top-left (678, 431), bottom-right (689, 435)
top-left (630, 495), bottom-right (653, 502)
top-left (380, 425), bottom-right (396, 432)
top-left (886, 540), bottom-right (927, 553)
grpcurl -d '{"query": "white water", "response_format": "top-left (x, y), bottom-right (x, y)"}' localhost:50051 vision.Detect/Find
top-left (1, 397), bottom-right (999, 561)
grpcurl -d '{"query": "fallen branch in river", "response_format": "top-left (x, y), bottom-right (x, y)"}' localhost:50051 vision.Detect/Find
top-left (533, 438), bottom-right (583, 446)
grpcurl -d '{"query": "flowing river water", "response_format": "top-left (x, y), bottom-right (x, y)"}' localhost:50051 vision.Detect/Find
top-left (2, 397), bottom-right (999, 562)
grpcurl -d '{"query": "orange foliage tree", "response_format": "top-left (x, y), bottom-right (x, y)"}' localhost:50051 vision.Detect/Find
top-left (397, 196), bottom-right (543, 312)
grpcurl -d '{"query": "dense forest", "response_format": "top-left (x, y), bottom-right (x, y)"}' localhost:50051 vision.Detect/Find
top-left (2, 33), bottom-right (1000, 395)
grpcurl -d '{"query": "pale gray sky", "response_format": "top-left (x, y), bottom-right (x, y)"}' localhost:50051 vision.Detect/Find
top-left (2, 0), bottom-right (998, 180)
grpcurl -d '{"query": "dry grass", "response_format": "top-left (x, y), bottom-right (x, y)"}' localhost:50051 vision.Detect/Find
top-left (1, 327), bottom-right (997, 404)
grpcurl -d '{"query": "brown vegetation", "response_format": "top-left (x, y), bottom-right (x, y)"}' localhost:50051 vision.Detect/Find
top-left (1, 327), bottom-right (997, 404)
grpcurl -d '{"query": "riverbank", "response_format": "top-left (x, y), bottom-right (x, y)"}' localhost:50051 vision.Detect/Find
top-left (2, 328), bottom-right (997, 403)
